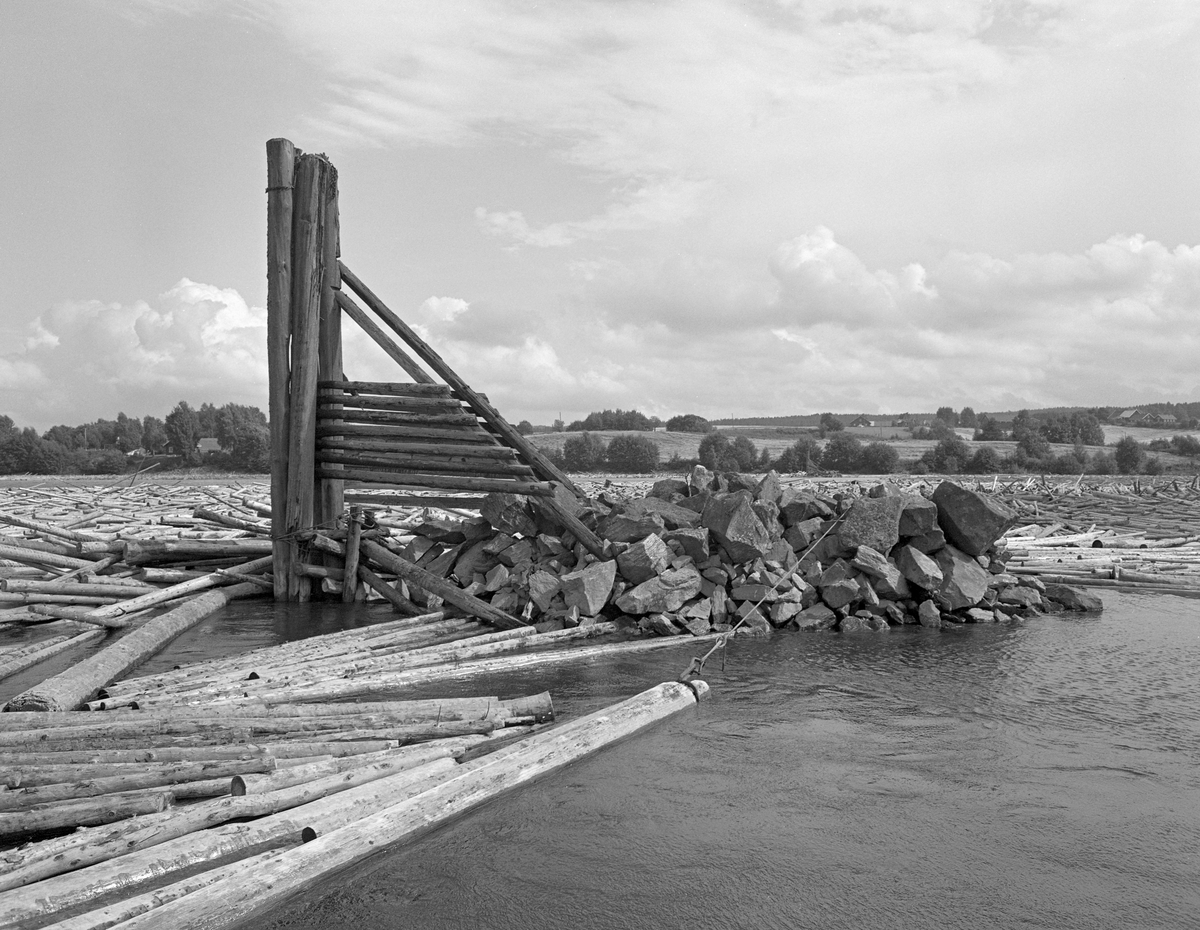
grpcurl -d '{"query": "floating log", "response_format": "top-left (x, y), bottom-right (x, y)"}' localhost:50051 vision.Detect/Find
top-left (47, 848), bottom-right (291, 930)
top-left (107, 680), bottom-right (708, 929)
top-left (122, 538), bottom-right (273, 566)
top-left (5, 581), bottom-right (266, 712)
top-left (0, 629), bottom-right (105, 683)
top-left (81, 554), bottom-right (273, 625)
top-left (0, 758), bottom-right (457, 918)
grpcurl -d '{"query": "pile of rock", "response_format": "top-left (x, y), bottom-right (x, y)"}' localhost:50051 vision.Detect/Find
top-left (386, 471), bottom-right (1101, 637)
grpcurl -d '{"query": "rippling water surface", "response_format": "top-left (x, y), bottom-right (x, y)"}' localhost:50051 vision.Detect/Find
top-left (33, 592), bottom-right (1200, 929)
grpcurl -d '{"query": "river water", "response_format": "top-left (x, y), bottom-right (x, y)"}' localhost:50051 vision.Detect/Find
top-left (13, 592), bottom-right (1200, 929)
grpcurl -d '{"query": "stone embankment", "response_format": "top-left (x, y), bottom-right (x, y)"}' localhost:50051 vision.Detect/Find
top-left (432, 468), bottom-right (1101, 637)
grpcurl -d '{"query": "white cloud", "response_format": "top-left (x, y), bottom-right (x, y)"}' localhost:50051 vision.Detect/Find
top-left (1, 279), bottom-right (268, 429)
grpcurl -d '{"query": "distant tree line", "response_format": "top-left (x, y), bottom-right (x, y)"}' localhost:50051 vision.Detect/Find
top-left (0, 401), bottom-right (270, 475)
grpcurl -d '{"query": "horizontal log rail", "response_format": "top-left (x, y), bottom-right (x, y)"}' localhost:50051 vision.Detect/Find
top-left (315, 422), bottom-right (503, 444)
top-left (318, 437), bottom-right (518, 459)
top-left (320, 467), bottom-right (554, 495)
top-left (319, 394), bottom-right (470, 413)
top-left (317, 408), bottom-right (479, 427)
top-left (315, 451), bottom-right (535, 478)
top-left (319, 380), bottom-right (454, 397)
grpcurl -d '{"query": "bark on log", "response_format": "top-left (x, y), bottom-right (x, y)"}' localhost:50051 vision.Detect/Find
top-left (4, 582), bottom-right (265, 712)
top-left (109, 681), bottom-right (709, 929)
top-left (267, 137), bottom-right (297, 600)
top-left (0, 759), bottom-right (457, 915)
top-left (360, 539), bottom-right (526, 629)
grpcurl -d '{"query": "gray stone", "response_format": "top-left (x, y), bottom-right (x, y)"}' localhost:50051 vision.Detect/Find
top-left (851, 545), bottom-right (891, 578)
top-left (480, 494), bottom-right (539, 538)
top-left (998, 585), bottom-right (1043, 610)
top-left (895, 545), bottom-right (944, 591)
top-left (784, 517), bottom-right (826, 553)
top-left (679, 613), bottom-right (712, 636)
top-left (871, 564), bottom-right (909, 599)
top-left (649, 478), bottom-right (689, 501)
top-left (820, 578), bottom-right (860, 610)
top-left (700, 491), bottom-right (773, 563)
top-left (898, 495), bottom-right (939, 537)
top-left (778, 489), bottom-right (834, 526)
top-left (640, 613), bottom-right (684, 636)
top-left (818, 559), bottom-right (855, 585)
top-left (1043, 584), bottom-right (1104, 612)
top-left (599, 510), bottom-right (666, 544)
top-left (496, 538), bottom-right (533, 569)
top-left (560, 559), bottom-right (617, 615)
top-left (527, 570), bottom-right (561, 612)
top-left (616, 534), bottom-right (672, 585)
top-left (934, 545), bottom-right (991, 610)
top-left (792, 603), bottom-right (837, 631)
top-left (664, 527), bottom-right (710, 563)
top-left (931, 481), bottom-right (1018, 556)
top-left (754, 470), bottom-right (784, 504)
top-left (622, 496), bottom-right (702, 530)
top-left (615, 566), bottom-right (704, 615)
top-left (733, 605), bottom-right (772, 636)
top-left (836, 495), bottom-right (905, 555)
top-left (839, 614), bottom-right (886, 633)
top-left (770, 601), bottom-right (804, 626)
top-left (688, 464), bottom-right (713, 492)
top-left (484, 563), bottom-right (509, 592)
top-left (751, 500), bottom-right (782, 539)
top-left (965, 607), bottom-right (997, 623)
top-left (917, 600), bottom-right (942, 628)
top-left (905, 528), bottom-right (947, 554)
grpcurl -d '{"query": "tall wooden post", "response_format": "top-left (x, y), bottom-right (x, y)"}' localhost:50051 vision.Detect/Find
top-left (283, 153), bottom-right (336, 601)
top-left (315, 170), bottom-right (344, 534)
top-left (266, 139), bottom-right (296, 601)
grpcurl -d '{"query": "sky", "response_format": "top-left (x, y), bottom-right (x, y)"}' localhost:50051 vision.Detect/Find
top-left (2, 0), bottom-right (1199, 431)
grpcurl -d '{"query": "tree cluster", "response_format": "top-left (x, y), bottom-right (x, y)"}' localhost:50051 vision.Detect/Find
top-left (565, 409), bottom-right (661, 432)
top-left (0, 401), bottom-right (270, 476)
top-left (557, 432), bottom-right (661, 473)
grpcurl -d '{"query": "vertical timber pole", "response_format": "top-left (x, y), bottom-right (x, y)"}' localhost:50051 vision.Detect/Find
top-left (315, 166), bottom-right (344, 535)
top-left (284, 153), bottom-right (332, 601)
top-left (266, 139), bottom-right (296, 601)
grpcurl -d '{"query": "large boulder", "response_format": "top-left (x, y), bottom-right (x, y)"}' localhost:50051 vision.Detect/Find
top-left (894, 545), bottom-right (944, 591)
top-left (664, 527), bottom-right (710, 563)
top-left (933, 545), bottom-right (990, 610)
top-left (793, 603), bottom-right (838, 631)
top-left (835, 495), bottom-right (905, 554)
top-left (559, 559), bottom-right (617, 615)
top-left (615, 566), bottom-right (703, 615)
top-left (701, 491), bottom-right (773, 563)
top-left (778, 489), bottom-right (834, 526)
top-left (1043, 583), bottom-right (1104, 612)
top-left (784, 517), bottom-right (826, 553)
top-left (616, 534), bottom-right (672, 584)
top-left (599, 509), bottom-right (666, 544)
top-left (481, 493), bottom-right (539, 538)
top-left (930, 481), bottom-right (1018, 556)
top-left (898, 495), bottom-right (939, 537)
top-left (620, 496), bottom-right (701, 530)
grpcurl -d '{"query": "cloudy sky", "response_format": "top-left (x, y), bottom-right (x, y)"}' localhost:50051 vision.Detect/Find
top-left (2, 1), bottom-right (1199, 431)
